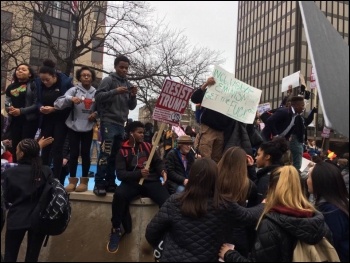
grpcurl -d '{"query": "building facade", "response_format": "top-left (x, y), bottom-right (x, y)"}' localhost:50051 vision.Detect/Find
top-left (235, 1), bottom-right (349, 142)
top-left (1, 1), bottom-right (106, 101)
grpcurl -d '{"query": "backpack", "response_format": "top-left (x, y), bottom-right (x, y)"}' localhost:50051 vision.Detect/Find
top-left (32, 172), bottom-right (71, 246)
top-left (260, 108), bottom-right (278, 123)
top-left (292, 237), bottom-right (340, 262)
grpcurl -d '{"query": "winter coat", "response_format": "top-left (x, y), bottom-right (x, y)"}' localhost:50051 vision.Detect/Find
top-left (224, 208), bottom-right (330, 262)
top-left (116, 141), bottom-right (165, 183)
top-left (255, 165), bottom-right (281, 203)
top-left (191, 88), bottom-right (232, 131)
top-left (95, 72), bottom-right (137, 126)
top-left (165, 148), bottom-right (195, 194)
top-left (2, 160), bottom-right (51, 230)
top-left (5, 80), bottom-right (39, 122)
top-left (54, 83), bottom-right (97, 132)
top-left (145, 194), bottom-right (264, 262)
top-left (317, 202), bottom-right (349, 262)
top-left (224, 120), bottom-right (253, 156)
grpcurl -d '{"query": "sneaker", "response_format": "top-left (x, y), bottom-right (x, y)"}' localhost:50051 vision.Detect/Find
top-left (93, 184), bottom-right (106, 196)
top-left (107, 228), bottom-right (121, 253)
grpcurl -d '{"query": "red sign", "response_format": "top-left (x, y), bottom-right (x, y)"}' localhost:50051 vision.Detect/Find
top-left (152, 79), bottom-right (193, 126)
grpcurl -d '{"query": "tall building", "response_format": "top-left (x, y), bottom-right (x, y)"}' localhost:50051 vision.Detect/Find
top-left (235, 1), bottom-right (349, 143)
top-left (1, 1), bottom-right (106, 98)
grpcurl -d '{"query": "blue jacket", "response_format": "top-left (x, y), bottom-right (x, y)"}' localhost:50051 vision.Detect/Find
top-left (35, 72), bottom-right (73, 108)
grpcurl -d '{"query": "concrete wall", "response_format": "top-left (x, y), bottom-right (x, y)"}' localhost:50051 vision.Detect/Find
top-left (1, 191), bottom-right (158, 262)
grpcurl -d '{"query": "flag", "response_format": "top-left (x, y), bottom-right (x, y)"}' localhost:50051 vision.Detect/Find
top-left (299, 1), bottom-right (349, 138)
top-left (71, 1), bottom-right (78, 15)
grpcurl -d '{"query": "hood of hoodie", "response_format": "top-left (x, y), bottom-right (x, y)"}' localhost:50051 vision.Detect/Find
top-left (266, 209), bottom-right (327, 245)
top-left (110, 72), bottom-right (129, 84)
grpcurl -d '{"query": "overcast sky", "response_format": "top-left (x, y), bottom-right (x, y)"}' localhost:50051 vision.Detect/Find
top-left (127, 1), bottom-right (239, 120)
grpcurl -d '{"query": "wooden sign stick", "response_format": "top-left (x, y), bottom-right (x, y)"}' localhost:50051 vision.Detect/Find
top-left (139, 122), bottom-right (166, 185)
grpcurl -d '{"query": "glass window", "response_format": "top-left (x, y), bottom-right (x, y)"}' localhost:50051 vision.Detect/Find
top-left (60, 27), bottom-right (68, 39)
top-left (52, 25), bottom-right (59, 37)
top-left (291, 29), bottom-right (295, 43)
top-left (91, 38), bottom-right (104, 63)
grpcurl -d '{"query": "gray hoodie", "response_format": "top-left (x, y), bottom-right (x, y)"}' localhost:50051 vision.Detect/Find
top-left (54, 83), bottom-right (97, 132)
top-left (95, 72), bottom-right (137, 126)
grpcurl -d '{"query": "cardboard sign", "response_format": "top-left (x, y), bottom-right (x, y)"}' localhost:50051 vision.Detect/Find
top-left (281, 71), bottom-right (300, 92)
top-left (257, 103), bottom-right (271, 115)
top-left (321, 127), bottom-right (331, 138)
top-left (152, 79), bottom-right (193, 126)
top-left (201, 65), bottom-right (262, 124)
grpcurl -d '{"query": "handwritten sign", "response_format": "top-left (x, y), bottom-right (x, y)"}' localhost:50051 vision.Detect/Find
top-left (281, 71), bottom-right (301, 92)
top-left (257, 103), bottom-right (271, 115)
top-left (152, 79), bottom-right (193, 126)
top-left (201, 65), bottom-right (262, 124)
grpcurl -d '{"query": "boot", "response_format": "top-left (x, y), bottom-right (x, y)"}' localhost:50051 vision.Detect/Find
top-left (75, 177), bottom-right (89, 192)
top-left (65, 177), bottom-right (79, 192)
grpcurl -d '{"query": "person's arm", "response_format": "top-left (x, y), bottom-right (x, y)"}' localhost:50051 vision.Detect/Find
top-left (145, 197), bottom-right (173, 247)
top-left (304, 107), bottom-right (317, 126)
top-left (190, 77), bottom-right (215, 103)
top-left (54, 87), bottom-right (79, 110)
top-left (38, 136), bottom-right (54, 149)
top-left (95, 77), bottom-right (119, 104)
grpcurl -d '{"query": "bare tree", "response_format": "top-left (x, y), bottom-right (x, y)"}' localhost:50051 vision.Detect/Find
top-left (1, 1), bottom-right (157, 75)
top-left (1, 1), bottom-right (226, 122)
top-left (129, 28), bottom-right (224, 124)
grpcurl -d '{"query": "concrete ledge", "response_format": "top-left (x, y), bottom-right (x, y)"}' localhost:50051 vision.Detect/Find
top-left (1, 191), bottom-right (158, 262)
top-left (69, 190), bottom-right (156, 206)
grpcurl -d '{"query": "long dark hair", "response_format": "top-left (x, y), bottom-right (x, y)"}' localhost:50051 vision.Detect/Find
top-left (311, 162), bottom-right (349, 216)
top-left (17, 139), bottom-right (44, 186)
top-left (178, 158), bottom-right (217, 218)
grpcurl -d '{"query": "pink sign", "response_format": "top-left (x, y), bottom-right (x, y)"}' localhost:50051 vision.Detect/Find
top-left (152, 79), bottom-right (193, 126)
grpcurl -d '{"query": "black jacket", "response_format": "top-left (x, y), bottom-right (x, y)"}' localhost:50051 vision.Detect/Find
top-left (3, 161), bottom-right (51, 230)
top-left (224, 210), bottom-right (330, 262)
top-left (292, 108), bottom-right (317, 143)
top-left (146, 194), bottom-right (264, 262)
top-left (256, 165), bottom-right (281, 203)
top-left (262, 107), bottom-right (294, 141)
top-left (5, 80), bottom-right (39, 122)
top-left (116, 141), bottom-right (165, 183)
top-left (165, 148), bottom-right (195, 194)
top-left (191, 88), bottom-right (232, 131)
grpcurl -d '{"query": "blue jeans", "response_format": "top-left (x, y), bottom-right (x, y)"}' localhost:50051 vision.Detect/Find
top-left (95, 122), bottom-right (125, 186)
top-left (289, 135), bottom-right (303, 171)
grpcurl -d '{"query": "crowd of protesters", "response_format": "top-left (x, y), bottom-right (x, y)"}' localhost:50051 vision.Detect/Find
top-left (1, 61), bottom-right (348, 262)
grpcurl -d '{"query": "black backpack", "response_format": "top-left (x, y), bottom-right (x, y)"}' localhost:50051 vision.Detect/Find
top-left (260, 108), bottom-right (278, 123)
top-left (32, 171), bottom-right (71, 246)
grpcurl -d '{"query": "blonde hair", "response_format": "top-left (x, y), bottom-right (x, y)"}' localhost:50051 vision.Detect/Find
top-left (256, 165), bottom-right (316, 228)
top-left (214, 147), bottom-right (250, 206)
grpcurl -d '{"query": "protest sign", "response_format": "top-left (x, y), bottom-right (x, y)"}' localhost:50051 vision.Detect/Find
top-left (281, 71), bottom-right (300, 92)
top-left (201, 65), bottom-right (262, 124)
top-left (257, 103), bottom-right (271, 115)
top-left (152, 79), bottom-right (193, 126)
top-left (321, 127), bottom-right (331, 138)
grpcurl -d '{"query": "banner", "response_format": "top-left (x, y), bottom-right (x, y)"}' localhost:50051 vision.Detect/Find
top-left (152, 79), bottom-right (193, 126)
top-left (310, 66), bottom-right (317, 89)
top-left (281, 71), bottom-right (300, 92)
top-left (201, 65), bottom-right (262, 124)
top-left (321, 127), bottom-right (331, 138)
top-left (257, 103), bottom-right (271, 115)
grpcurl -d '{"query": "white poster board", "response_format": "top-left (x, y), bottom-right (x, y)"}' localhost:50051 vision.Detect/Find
top-left (281, 71), bottom-right (300, 92)
top-left (257, 103), bottom-right (271, 115)
top-left (201, 65), bottom-right (262, 124)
